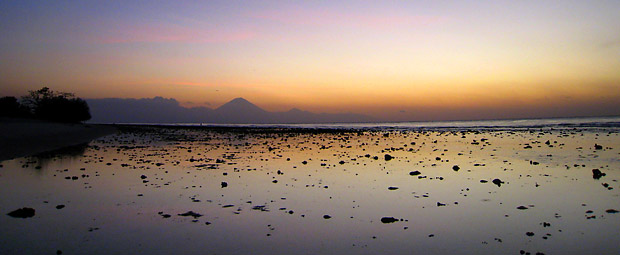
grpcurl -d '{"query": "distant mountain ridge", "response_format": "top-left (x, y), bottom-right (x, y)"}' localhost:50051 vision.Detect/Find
top-left (87, 97), bottom-right (374, 124)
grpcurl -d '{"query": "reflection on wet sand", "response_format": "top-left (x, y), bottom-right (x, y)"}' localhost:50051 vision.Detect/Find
top-left (1, 126), bottom-right (619, 255)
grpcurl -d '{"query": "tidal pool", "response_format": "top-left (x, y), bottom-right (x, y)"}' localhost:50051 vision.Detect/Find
top-left (1, 126), bottom-right (619, 254)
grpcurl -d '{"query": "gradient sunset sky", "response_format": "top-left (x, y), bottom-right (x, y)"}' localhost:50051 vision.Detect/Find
top-left (1, 1), bottom-right (619, 121)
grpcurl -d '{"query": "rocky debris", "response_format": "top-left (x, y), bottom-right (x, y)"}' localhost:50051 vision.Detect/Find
top-left (381, 217), bottom-right (399, 223)
top-left (384, 154), bottom-right (394, 161)
top-left (178, 211), bottom-right (203, 218)
top-left (594, 144), bottom-right (603, 150)
top-left (452, 165), bottom-right (460, 171)
top-left (7, 208), bottom-right (35, 218)
top-left (606, 209), bottom-right (619, 214)
top-left (517, 206), bottom-right (529, 210)
top-left (409, 171), bottom-right (421, 176)
top-left (140, 174), bottom-right (147, 179)
top-left (323, 215), bottom-right (332, 219)
top-left (387, 186), bottom-right (399, 190)
top-left (592, 169), bottom-right (606, 179)
top-left (56, 205), bottom-right (65, 210)
top-left (526, 232), bottom-right (535, 236)
top-left (252, 205), bottom-right (269, 212)
top-left (221, 181), bottom-right (228, 188)
top-left (492, 178), bottom-right (504, 187)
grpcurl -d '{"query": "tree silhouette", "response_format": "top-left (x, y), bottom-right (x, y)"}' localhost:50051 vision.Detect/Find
top-left (0, 96), bottom-right (31, 117)
top-left (20, 87), bottom-right (91, 122)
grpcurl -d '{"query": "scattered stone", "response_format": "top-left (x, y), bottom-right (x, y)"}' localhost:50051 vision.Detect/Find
top-left (606, 209), bottom-right (619, 214)
top-left (592, 169), bottom-right (606, 179)
top-left (7, 208), bottom-right (35, 218)
top-left (381, 217), bottom-right (399, 223)
top-left (492, 178), bottom-right (504, 187)
top-left (384, 154), bottom-right (393, 161)
top-left (526, 232), bottom-right (535, 236)
top-left (409, 171), bottom-right (421, 176)
top-left (323, 215), bottom-right (332, 219)
top-left (387, 186), bottom-right (399, 190)
top-left (178, 211), bottom-right (203, 218)
top-left (140, 175), bottom-right (147, 179)
top-left (221, 181), bottom-right (228, 188)
top-left (56, 205), bottom-right (65, 210)
top-left (452, 165), bottom-right (460, 171)
top-left (594, 144), bottom-right (603, 150)
top-left (517, 206), bottom-right (528, 210)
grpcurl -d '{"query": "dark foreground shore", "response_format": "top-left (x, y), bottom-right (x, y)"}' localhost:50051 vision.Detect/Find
top-left (0, 118), bottom-right (116, 161)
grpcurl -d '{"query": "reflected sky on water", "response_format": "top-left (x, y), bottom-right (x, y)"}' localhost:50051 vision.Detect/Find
top-left (1, 126), bottom-right (620, 254)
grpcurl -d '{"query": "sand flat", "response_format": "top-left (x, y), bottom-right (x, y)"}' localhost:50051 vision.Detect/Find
top-left (0, 118), bottom-right (116, 161)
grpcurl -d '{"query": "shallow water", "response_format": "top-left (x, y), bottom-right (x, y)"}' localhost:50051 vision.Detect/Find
top-left (1, 126), bottom-right (620, 254)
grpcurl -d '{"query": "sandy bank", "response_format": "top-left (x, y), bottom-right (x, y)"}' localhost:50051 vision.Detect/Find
top-left (0, 118), bottom-right (117, 161)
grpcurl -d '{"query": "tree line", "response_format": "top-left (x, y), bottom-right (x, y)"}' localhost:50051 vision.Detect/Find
top-left (0, 87), bottom-right (91, 123)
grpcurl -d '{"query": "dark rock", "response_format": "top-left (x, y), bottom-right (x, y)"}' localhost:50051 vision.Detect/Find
top-left (592, 169), bottom-right (606, 179)
top-left (323, 215), bottom-right (332, 219)
top-left (7, 208), bottom-right (35, 218)
top-left (594, 144), bottom-right (603, 150)
top-left (437, 202), bottom-right (446, 207)
top-left (221, 181), bottom-right (228, 188)
top-left (178, 211), bottom-right (203, 218)
top-left (606, 209), bottom-right (619, 214)
top-left (480, 180), bottom-right (488, 183)
top-left (492, 178), bottom-right (504, 187)
top-left (56, 205), bottom-right (65, 210)
top-left (381, 217), bottom-right (399, 223)
top-left (140, 175), bottom-right (147, 179)
top-left (252, 205), bottom-right (269, 211)
top-left (517, 206), bottom-right (528, 210)
top-left (526, 232), bottom-right (535, 236)
top-left (387, 186), bottom-right (399, 190)
top-left (384, 154), bottom-right (393, 161)
top-left (452, 165), bottom-right (460, 171)
top-left (409, 171), bottom-right (421, 176)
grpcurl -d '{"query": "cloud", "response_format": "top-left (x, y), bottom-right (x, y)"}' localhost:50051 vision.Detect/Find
top-left (248, 7), bottom-right (448, 30)
top-left (93, 22), bottom-right (256, 44)
top-left (600, 39), bottom-right (620, 49)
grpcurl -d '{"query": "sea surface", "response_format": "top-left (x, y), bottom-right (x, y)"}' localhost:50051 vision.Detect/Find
top-left (1, 117), bottom-right (620, 254)
top-left (139, 116), bottom-right (620, 130)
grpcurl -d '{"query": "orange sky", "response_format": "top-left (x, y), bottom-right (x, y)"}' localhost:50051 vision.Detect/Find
top-left (1, 1), bottom-right (619, 121)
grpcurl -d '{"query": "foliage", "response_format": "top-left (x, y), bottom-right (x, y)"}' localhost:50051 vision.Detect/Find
top-left (0, 96), bottom-right (31, 117)
top-left (1, 87), bottom-right (91, 122)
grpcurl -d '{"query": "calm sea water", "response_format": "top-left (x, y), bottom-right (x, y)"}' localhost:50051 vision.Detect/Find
top-left (138, 116), bottom-right (620, 130)
top-left (2, 117), bottom-right (620, 254)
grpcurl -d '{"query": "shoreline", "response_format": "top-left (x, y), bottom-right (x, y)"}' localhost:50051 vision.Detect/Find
top-left (0, 118), bottom-right (117, 161)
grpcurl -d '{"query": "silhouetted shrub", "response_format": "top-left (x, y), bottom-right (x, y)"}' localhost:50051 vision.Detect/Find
top-left (0, 96), bottom-right (31, 118)
top-left (20, 87), bottom-right (91, 123)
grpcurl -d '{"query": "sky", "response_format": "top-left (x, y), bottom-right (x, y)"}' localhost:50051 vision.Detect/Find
top-left (1, 0), bottom-right (619, 121)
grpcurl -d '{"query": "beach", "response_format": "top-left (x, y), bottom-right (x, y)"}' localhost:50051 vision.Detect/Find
top-left (1, 123), bottom-right (619, 254)
top-left (0, 118), bottom-right (117, 161)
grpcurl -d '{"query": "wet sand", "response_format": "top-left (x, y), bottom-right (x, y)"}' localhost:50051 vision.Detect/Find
top-left (1, 125), bottom-right (619, 254)
top-left (0, 118), bottom-right (117, 161)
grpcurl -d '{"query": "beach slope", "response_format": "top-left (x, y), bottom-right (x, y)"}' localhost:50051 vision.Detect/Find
top-left (0, 118), bottom-right (116, 161)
